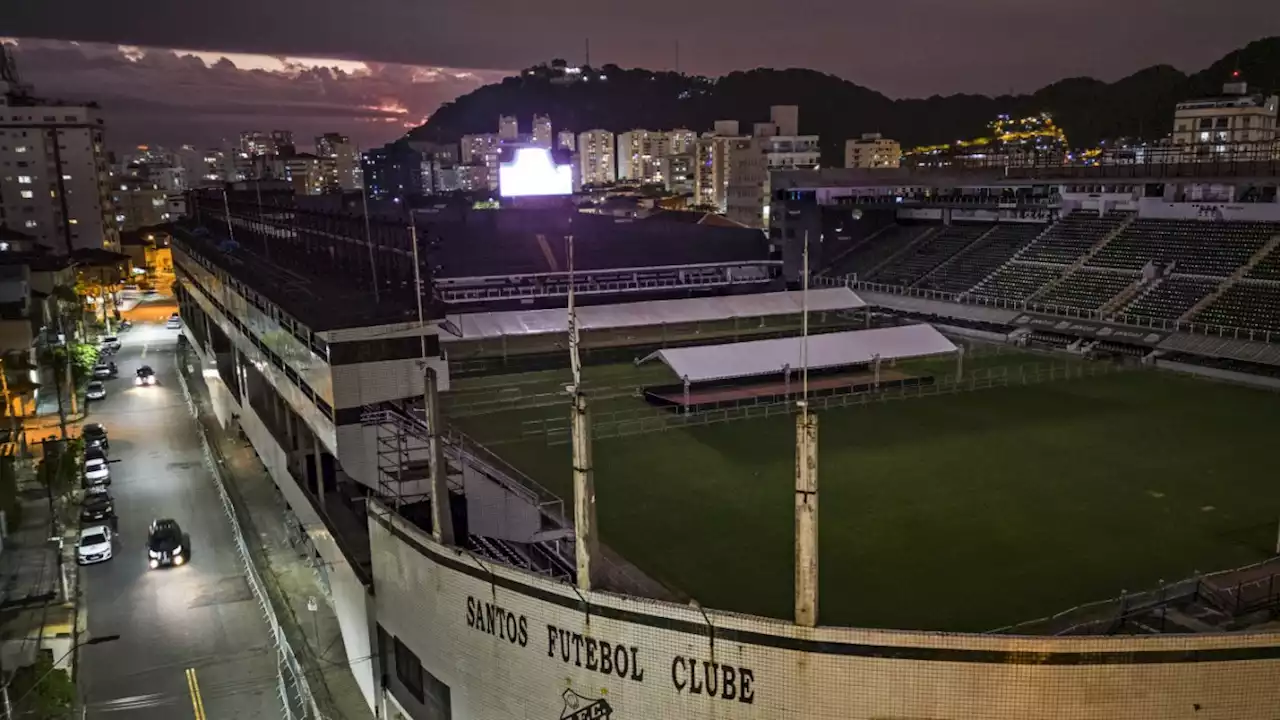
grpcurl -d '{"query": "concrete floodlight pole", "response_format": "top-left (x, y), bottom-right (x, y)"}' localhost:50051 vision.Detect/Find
top-left (410, 223), bottom-right (454, 545)
top-left (682, 375), bottom-right (691, 415)
top-left (361, 165), bottom-right (380, 305)
top-left (873, 353), bottom-right (882, 389)
top-left (783, 363), bottom-right (791, 400)
top-left (794, 231), bottom-right (819, 628)
top-left (566, 233), bottom-right (601, 591)
top-left (956, 344), bottom-right (966, 382)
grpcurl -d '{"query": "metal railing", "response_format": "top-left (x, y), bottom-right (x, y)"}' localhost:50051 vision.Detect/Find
top-left (817, 275), bottom-right (1279, 344)
top-left (177, 368), bottom-right (324, 720)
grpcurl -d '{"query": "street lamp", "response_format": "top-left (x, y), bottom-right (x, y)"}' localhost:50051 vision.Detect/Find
top-left (2, 634), bottom-right (120, 718)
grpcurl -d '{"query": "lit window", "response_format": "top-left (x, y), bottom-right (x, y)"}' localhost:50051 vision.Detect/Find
top-left (14, 146), bottom-right (27, 153)
top-left (24, 220), bottom-right (36, 228)
top-left (19, 190), bottom-right (32, 199)
top-left (62, 174), bottom-right (71, 180)
top-left (17, 175), bottom-right (31, 184)
top-left (69, 219), bottom-right (79, 225)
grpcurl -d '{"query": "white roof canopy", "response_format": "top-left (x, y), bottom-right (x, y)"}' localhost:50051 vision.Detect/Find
top-left (443, 287), bottom-right (864, 341)
top-left (639, 324), bottom-right (958, 384)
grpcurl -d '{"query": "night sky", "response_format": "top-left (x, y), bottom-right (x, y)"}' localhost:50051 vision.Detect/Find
top-left (3, 1), bottom-right (1278, 151)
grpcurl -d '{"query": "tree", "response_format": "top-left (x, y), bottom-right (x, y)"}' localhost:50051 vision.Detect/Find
top-left (6, 650), bottom-right (76, 719)
top-left (0, 454), bottom-right (20, 532)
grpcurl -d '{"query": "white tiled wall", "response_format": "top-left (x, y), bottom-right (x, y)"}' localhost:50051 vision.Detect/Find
top-left (372, 507), bottom-right (1280, 720)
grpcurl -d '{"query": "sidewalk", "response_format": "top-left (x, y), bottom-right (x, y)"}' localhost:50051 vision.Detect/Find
top-left (185, 367), bottom-right (373, 720)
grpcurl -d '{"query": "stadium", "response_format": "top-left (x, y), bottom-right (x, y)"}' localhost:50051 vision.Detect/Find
top-left (170, 151), bottom-right (1280, 719)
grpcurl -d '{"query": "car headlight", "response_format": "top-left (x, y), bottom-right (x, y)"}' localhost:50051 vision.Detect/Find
top-left (149, 559), bottom-right (159, 569)
top-left (149, 550), bottom-right (161, 558)
top-left (134, 377), bottom-right (143, 386)
top-left (173, 555), bottom-right (185, 566)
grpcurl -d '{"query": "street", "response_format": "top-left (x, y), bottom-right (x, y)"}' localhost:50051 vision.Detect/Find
top-left (75, 304), bottom-right (280, 718)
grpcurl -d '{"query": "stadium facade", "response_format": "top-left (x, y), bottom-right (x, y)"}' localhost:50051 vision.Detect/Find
top-left (173, 167), bottom-right (1280, 719)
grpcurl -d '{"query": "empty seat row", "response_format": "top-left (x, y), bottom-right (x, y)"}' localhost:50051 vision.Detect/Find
top-left (1120, 277), bottom-right (1220, 321)
top-left (866, 224), bottom-right (988, 286)
top-left (1088, 219), bottom-right (1279, 276)
top-left (916, 223), bottom-right (1043, 294)
top-left (827, 224), bottom-right (933, 278)
top-left (1194, 282), bottom-right (1280, 334)
top-left (1033, 269), bottom-right (1138, 311)
top-left (968, 263), bottom-right (1063, 301)
top-left (1016, 212), bottom-right (1130, 264)
top-left (1246, 243), bottom-right (1280, 281)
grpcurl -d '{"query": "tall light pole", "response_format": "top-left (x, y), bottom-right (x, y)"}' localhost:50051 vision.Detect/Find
top-left (566, 232), bottom-right (600, 592)
top-left (794, 231), bottom-right (819, 628)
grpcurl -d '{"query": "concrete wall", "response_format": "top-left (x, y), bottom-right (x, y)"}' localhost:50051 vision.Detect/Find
top-left (1138, 198), bottom-right (1280, 222)
top-left (372, 506), bottom-right (1280, 720)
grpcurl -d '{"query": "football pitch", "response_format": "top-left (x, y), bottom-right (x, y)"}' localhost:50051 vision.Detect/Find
top-left (446, 352), bottom-right (1280, 632)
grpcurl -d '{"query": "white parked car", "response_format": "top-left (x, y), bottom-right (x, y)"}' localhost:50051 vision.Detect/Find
top-left (84, 451), bottom-right (111, 487)
top-left (86, 381), bottom-right (107, 400)
top-left (77, 525), bottom-right (114, 565)
top-left (166, 314), bottom-right (181, 330)
top-left (99, 336), bottom-right (122, 352)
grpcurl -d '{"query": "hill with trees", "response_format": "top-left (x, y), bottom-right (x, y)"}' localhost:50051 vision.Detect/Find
top-left (410, 36), bottom-right (1280, 166)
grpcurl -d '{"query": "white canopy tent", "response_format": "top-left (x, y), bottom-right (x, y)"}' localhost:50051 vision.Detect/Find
top-left (639, 324), bottom-right (958, 384)
top-left (443, 287), bottom-right (864, 341)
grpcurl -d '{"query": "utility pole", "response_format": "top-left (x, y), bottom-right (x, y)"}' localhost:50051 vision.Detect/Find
top-left (566, 233), bottom-right (600, 591)
top-left (411, 224), bottom-right (454, 545)
top-left (0, 359), bottom-right (15, 441)
top-left (794, 231), bottom-right (819, 628)
top-left (57, 312), bottom-right (77, 420)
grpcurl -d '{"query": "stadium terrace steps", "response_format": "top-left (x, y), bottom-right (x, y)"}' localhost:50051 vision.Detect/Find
top-left (817, 217), bottom-right (897, 274)
top-left (1089, 219), bottom-right (1280, 276)
top-left (916, 223), bottom-right (1043, 294)
top-left (1030, 268), bottom-right (1140, 312)
top-left (968, 263), bottom-right (1063, 302)
top-left (1098, 275), bottom-right (1147, 315)
top-left (826, 224), bottom-right (935, 278)
top-left (865, 224), bottom-right (990, 287)
top-left (1193, 281), bottom-right (1280, 334)
top-left (1123, 277), bottom-right (1221, 321)
top-left (1179, 235), bottom-right (1280, 323)
top-left (1013, 212), bottom-right (1133, 266)
top-left (1243, 233), bottom-right (1280, 282)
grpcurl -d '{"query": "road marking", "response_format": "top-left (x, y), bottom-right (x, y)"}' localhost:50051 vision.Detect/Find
top-left (141, 340), bottom-right (150, 359)
top-left (185, 667), bottom-right (207, 720)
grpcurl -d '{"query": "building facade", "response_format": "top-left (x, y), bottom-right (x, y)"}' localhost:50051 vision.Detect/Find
top-left (316, 133), bottom-right (363, 190)
top-left (1172, 76), bottom-right (1278, 161)
top-left (845, 133), bottom-right (901, 169)
top-left (725, 106), bottom-right (821, 227)
top-left (0, 47), bottom-right (119, 253)
top-left (532, 115), bottom-right (553, 148)
top-left (498, 115), bottom-right (519, 141)
top-left (578, 129), bottom-right (616, 186)
top-left (557, 130), bottom-right (576, 152)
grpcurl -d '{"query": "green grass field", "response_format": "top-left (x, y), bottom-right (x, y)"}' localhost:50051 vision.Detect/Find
top-left (447, 354), bottom-right (1280, 632)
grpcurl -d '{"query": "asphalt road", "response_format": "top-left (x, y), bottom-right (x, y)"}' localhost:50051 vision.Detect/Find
top-left (76, 311), bottom-right (281, 719)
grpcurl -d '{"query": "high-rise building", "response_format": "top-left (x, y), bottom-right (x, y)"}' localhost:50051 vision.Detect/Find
top-left (239, 130), bottom-right (271, 156)
top-left (667, 129), bottom-right (697, 155)
top-left (557, 130), bottom-right (576, 152)
top-left (617, 130), bottom-right (665, 182)
top-left (1172, 74), bottom-right (1278, 161)
top-left (316, 133), bottom-right (362, 190)
top-left (498, 115), bottom-right (519, 140)
top-left (0, 46), bottom-right (120, 253)
top-left (408, 141), bottom-right (460, 194)
top-left (659, 153), bottom-right (696, 195)
top-left (361, 140), bottom-right (428, 200)
top-left (726, 106), bottom-right (821, 228)
top-left (284, 154), bottom-right (326, 195)
top-left (533, 115), bottom-right (553, 148)
top-left (271, 129), bottom-right (296, 156)
top-left (844, 133), bottom-right (901, 169)
top-left (112, 176), bottom-right (169, 232)
top-left (694, 121), bottom-right (745, 212)
top-left (577, 130), bottom-right (616, 186)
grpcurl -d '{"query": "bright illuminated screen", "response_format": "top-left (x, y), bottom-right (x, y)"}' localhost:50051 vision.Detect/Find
top-left (499, 147), bottom-right (573, 197)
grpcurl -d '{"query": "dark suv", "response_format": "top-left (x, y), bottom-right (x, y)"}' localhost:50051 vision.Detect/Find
top-left (80, 490), bottom-right (116, 527)
top-left (147, 519), bottom-right (189, 568)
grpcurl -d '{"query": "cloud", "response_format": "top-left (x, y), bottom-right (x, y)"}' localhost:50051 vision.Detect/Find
top-left (0, 37), bottom-right (508, 151)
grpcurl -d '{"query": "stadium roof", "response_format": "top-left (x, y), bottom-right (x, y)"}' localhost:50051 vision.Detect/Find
top-left (443, 287), bottom-right (864, 341)
top-left (639, 324), bottom-right (957, 383)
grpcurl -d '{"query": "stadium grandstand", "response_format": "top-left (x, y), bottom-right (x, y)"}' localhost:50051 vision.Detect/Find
top-left (168, 149), bottom-right (1280, 719)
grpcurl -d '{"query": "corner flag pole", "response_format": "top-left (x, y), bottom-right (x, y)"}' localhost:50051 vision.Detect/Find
top-left (567, 231), bottom-right (600, 591)
top-left (794, 231), bottom-right (819, 628)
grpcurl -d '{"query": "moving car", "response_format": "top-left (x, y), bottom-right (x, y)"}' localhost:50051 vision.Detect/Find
top-left (135, 365), bottom-right (156, 386)
top-left (99, 336), bottom-right (121, 352)
top-left (83, 447), bottom-right (111, 487)
top-left (147, 519), bottom-right (189, 568)
top-left (82, 422), bottom-right (109, 452)
top-left (86, 381), bottom-right (107, 400)
top-left (80, 490), bottom-right (115, 526)
top-left (77, 525), bottom-right (114, 565)
top-left (91, 362), bottom-right (116, 379)
top-left (166, 313), bottom-right (181, 330)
